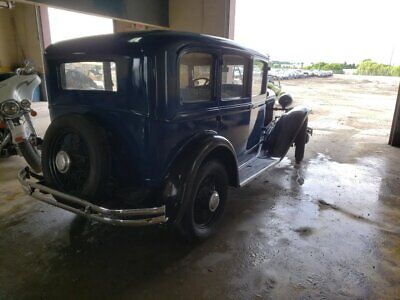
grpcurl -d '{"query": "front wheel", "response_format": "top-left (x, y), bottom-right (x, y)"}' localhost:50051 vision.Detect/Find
top-left (180, 160), bottom-right (229, 240)
top-left (18, 140), bottom-right (41, 173)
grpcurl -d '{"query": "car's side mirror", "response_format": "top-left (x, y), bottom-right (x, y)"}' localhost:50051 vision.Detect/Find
top-left (278, 93), bottom-right (293, 109)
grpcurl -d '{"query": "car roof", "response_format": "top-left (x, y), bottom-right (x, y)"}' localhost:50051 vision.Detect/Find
top-left (45, 30), bottom-right (269, 60)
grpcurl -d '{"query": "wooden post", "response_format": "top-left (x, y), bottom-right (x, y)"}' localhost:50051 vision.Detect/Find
top-left (389, 83), bottom-right (400, 147)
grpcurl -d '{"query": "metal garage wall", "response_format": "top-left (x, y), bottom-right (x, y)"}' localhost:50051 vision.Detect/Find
top-left (113, 19), bottom-right (164, 33)
top-left (13, 4), bottom-right (45, 74)
top-left (15, 0), bottom-right (168, 27)
top-left (0, 8), bottom-right (19, 72)
top-left (389, 84), bottom-right (400, 147)
top-left (169, 0), bottom-right (235, 38)
top-left (0, 3), bottom-right (44, 74)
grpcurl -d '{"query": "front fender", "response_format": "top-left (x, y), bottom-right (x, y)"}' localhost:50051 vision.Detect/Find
top-left (264, 105), bottom-right (311, 158)
top-left (162, 132), bottom-right (239, 223)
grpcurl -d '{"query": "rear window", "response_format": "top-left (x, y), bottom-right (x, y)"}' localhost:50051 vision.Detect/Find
top-left (60, 61), bottom-right (117, 91)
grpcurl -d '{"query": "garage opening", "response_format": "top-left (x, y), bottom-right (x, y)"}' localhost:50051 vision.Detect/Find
top-left (47, 7), bottom-right (113, 44)
top-left (235, 0), bottom-right (400, 148)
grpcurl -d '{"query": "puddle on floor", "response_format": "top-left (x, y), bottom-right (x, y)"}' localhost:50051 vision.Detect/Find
top-left (302, 153), bottom-right (383, 206)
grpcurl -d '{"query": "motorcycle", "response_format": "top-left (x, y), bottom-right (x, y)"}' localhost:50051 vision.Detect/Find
top-left (0, 61), bottom-right (42, 172)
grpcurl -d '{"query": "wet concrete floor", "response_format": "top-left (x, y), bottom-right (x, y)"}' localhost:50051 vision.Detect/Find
top-left (0, 76), bottom-right (399, 299)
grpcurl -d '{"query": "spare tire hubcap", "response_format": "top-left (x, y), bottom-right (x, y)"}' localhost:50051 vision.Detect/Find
top-left (55, 150), bottom-right (71, 173)
top-left (209, 191), bottom-right (220, 212)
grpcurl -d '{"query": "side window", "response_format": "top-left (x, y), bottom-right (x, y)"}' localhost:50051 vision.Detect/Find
top-left (252, 60), bottom-right (266, 96)
top-left (221, 54), bottom-right (248, 99)
top-left (179, 52), bottom-right (213, 103)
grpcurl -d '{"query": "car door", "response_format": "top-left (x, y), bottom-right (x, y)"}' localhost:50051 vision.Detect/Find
top-left (217, 51), bottom-right (253, 165)
top-left (246, 59), bottom-right (268, 153)
top-left (176, 50), bottom-right (220, 136)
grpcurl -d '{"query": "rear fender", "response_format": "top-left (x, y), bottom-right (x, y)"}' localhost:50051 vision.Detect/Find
top-left (162, 133), bottom-right (239, 223)
top-left (264, 106), bottom-right (311, 158)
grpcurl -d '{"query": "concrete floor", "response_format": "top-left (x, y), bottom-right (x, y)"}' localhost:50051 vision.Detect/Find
top-left (0, 76), bottom-right (399, 299)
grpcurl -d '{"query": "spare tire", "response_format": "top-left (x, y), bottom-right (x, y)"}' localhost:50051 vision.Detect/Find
top-left (42, 114), bottom-right (110, 203)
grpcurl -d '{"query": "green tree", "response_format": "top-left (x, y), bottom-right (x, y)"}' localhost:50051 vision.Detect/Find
top-left (304, 62), bottom-right (345, 74)
top-left (356, 60), bottom-right (399, 76)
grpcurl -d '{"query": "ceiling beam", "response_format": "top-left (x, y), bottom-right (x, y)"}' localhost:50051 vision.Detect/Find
top-left (14, 0), bottom-right (169, 27)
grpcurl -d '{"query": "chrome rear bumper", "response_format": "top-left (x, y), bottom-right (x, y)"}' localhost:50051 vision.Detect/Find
top-left (18, 167), bottom-right (168, 226)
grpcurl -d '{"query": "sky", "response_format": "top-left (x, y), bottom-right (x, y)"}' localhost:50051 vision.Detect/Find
top-left (234, 0), bottom-right (400, 65)
top-left (48, 8), bottom-right (113, 44)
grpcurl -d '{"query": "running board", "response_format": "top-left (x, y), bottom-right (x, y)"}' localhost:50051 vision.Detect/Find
top-left (239, 157), bottom-right (280, 186)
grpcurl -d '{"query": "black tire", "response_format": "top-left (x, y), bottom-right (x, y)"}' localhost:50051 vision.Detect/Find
top-left (19, 140), bottom-right (41, 173)
top-left (42, 114), bottom-right (110, 203)
top-left (295, 118), bottom-right (308, 163)
top-left (180, 160), bottom-right (229, 240)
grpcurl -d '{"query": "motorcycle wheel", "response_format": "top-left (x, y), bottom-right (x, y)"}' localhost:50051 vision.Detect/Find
top-left (19, 140), bottom-right (42, 173)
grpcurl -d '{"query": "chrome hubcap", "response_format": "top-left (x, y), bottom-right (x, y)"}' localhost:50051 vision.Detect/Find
top-left (55, 150), bottom-right (71, 173)
top-left (208, 191), bottom-right (220, 212)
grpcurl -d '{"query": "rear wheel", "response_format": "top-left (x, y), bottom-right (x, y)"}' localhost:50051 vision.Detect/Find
top-left (180, 160), bottom-right (228, 240)
top-left (42, 114), bottom-right (110, 203)
top-left (295, 118), bottom-right (308, 163)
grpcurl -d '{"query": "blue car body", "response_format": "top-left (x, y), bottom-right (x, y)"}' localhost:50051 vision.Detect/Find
top-left (45, 31), bottom-right (271, 185)
top-left (29, 30), bottom-right (311, 226)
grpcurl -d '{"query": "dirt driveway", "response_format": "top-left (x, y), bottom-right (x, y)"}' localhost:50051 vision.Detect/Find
top-left (287, 75), bottom-right (398, 138)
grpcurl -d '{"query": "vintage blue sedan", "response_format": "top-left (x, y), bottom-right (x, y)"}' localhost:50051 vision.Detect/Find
top-left (19, 30), bottom-right (311, 239)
